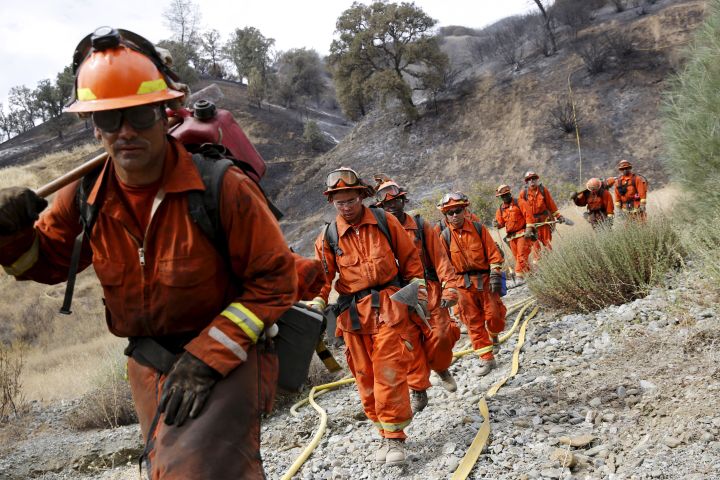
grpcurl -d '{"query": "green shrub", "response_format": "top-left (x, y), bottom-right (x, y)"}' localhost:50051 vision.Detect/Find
top-left (664, 0), bottom-right (720, 213)
top-left (0, 344), bottom-right (25, 421)
top-left (527, 216), bottom-right (685, 312)
top-left (681, 211), bottom-right (720, 281)
top-left (302, 120), bottom-right (325, 151)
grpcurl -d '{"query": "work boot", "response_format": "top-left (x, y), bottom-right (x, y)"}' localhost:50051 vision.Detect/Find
top-left (491, 336), bottom-right (500, 355)
top-left (514, 275), bottom-right (526, 286)
top-left (437, 369), bottom-right (457, 392)
top-left (374, 438), bottom-right (389, 463)
top-left (411, 389), bottom-right (428, 413)
top-left (385, 439), bottom-right (407, 466)
top-left (478, 357), bottom-right (497, 376)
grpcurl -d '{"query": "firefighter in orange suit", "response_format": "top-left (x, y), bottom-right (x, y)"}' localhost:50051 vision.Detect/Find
top-left (518, 171), bottom-right (566, 258)
top-left (572, 178), bottom-right (614, 228)
top-left (312, 167), bottom-right (426, 466)
top-left (493, 184), bottom-right (531, 282)
top-left (437, 192), bottom-right (507, 376)
top-left (0, 27), bottom-right (296, 479)
top-left (375, 176), bottom-right (461, 413)
top-left (613, 159), bottom-right (648, 220)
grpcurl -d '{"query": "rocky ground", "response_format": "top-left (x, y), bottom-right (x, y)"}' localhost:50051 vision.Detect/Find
top-left (1, 263), bottom-right (718, 479)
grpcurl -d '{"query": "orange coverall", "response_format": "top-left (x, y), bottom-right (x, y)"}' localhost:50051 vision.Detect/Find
top-left (519, 185), bottom-right (560, 256)
top-left (0, 138), bottom-right (297, 479)
top-left (400, 214), bottom-right (461, 392)
top-left (614, 173), bottom-right (648, 219)
top-left (574, 189), bottom-right (614, 228)
top-left (495, 199), bottom-right (531, 275)
top-left (440, 220), bottom-right (507, 360)
top-left (314, 206), bottom-right (425, 440)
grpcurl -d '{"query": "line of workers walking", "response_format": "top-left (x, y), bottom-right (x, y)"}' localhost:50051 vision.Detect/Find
top-left (309, 159), bottom-right (648, 465)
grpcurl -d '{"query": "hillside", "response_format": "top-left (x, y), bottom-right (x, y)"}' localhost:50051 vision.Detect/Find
top-left (280, 0), bottom-right (706, 255)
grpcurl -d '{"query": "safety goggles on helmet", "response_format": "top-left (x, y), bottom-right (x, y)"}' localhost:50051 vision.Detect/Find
top-left (439, 192), bottom-right (469, 207)
top-left (72, 27), bottom-right (179, 81)
top-left (376, 183), bottom-right (403, 203)
top-left (326, 168), bottom-right (360, 188)
top-left (92, 104), bottom-right (163, 132)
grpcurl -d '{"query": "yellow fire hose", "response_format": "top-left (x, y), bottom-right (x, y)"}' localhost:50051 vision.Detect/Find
top-left (450, 304), bottom-right (540, 480)
top-left (282, 296), bottom-right (537, 479)
top-left (281, 377), bottom-right (357, 480)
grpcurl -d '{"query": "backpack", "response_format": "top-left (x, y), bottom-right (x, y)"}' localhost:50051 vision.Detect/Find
top-left (60, 143), bottom-right (279, 314)
top-left (615, 173), bottom-right (649, 197)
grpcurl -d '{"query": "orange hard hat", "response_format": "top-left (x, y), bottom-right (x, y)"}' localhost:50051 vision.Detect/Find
top-left (323, 167), bottom-right (372, 199)
top-left (438, 192), bottom-right (470, 213)
top-left (604, 176), bottom-right (616, 188)
top-left (617, 159), bottom-right (632, 170)
top-left (66, 27), bottom-right (184, 113)
top-left (524, 171), bottom-right (539, 181)
top-left (586, 178), bottom-right (602, 191)
top-left (495, 184), bottom-right (511, 197)
top-left (375, 179), bottom-right (407, 204)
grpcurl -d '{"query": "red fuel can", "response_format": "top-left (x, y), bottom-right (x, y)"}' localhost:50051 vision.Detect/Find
top-left (169, 100), bottom-right (266, 183)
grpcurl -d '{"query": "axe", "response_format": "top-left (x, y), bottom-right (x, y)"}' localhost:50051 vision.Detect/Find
top-left (390, 282), bottom-right (431, 330)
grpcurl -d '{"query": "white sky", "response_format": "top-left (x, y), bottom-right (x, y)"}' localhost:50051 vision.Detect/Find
top-left (0, 0), bottom-right (535, 108)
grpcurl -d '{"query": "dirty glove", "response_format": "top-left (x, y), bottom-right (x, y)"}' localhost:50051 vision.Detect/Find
top-left (637, 204), bottom-right (646, 213)
top-left (440, 287), bottom-right (459, 309)
top-left (492, 219), bottom-right (500, 229)
top-left (304, 296), bottom-right (327, 314)
top-left (489, 270), bottom-right (503, 294)
top-left (159, 352), bottom-right (222, 426)
top-left (0, 187), bottom-right (48, 235)
top-left (524, 227), bottom-right (537, 241)
top-left (555, 215), bottom-right (566, 224)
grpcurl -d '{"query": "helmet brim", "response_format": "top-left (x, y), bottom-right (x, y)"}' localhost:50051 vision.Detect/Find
top-left (65, 89), bottom-right (184, 113)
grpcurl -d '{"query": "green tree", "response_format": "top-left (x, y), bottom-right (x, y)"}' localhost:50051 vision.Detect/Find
top-left (303, 120), bottom-right (325, 150)
top-left (8, 85), bottom-right (35, 132)
top-left (664, 0), bottom-right (720, 212)
top-left (162, 0), bottom-right (201, 47)
top-left (247, 68), bottom-right (266, 109)
top-left (200, 29), bottom-right (225, 78)
top-left (224, 27), bottom-right (275, 82)
top-left (156, 40), bottom-right (199, 84)
top-left (328, 1), bottom-right (447, 121)
top-left (273, 48), bottom-right (326, 108)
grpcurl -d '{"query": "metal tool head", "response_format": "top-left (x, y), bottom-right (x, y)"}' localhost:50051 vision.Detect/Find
top-left (389, 282), bottom-right (419, 307)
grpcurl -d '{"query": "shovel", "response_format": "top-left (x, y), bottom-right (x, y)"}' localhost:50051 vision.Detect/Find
top-left (390, 282), bottom-right (432, 330)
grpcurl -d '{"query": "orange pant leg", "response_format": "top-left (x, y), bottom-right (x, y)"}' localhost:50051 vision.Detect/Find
top-left (529, 224), bottom-right (553, 261)
top-left (509, 237), bottom-right (531, 274)
top-left (128, 346), bottom-right (272, 479)
top-left (405, 319), bottom-right (432, 392)
top-left (422, 280), bottom-right (460, 372)
top-left (344, 320), bottom-right (413, 440)
top-left (481, 274), bottom-right (507, 339)
top-left (457, 286), bottom-right (493, 359)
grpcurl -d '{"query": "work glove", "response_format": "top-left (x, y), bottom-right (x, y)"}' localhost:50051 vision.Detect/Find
top-left (0, 187), bottom-right (48, 235)
top-left (489, 270), bottom-right (503, 294)
top-left (637, 204), bottom-right (646, 213)
top-left (159, 352), bottom-right (222, 426)
top-left (440, 287), bottom-right (459, 309)
top-left (556, 215), bottom-right (566, 224)
top-left (304, 296), bottom-right (327, 314)
top-left (524, 227), bottom-right (537, 241)
top-left (492, 219), bottom-right (500, 229)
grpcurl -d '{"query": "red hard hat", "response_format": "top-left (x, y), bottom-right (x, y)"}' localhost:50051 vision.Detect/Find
top-left (524, 171), bottom-right (539, 181)
top-left (617, 159), bottom-right (632, 170)
top-left (495, 184), bottom-right (511, 197)
top-left (66, 27), bottom-right (184, 113)
top-left (586, 178), bottom-right (602, 191)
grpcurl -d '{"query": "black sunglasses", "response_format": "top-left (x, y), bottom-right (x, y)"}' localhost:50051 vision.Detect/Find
top-left (92, 105), bottom-right (162, 133)
top-left (446, 208), bottom-right (465, 217)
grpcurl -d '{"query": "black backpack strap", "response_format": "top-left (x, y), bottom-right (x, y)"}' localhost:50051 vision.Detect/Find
top-left (321, 221), bottom-right (339, 274)
top-left (441, 226), bottom-right (451, 248)
top-left (187, 153), bottom-right (234, 257)
top-left (415, 214), bottom-right (439, 282)
top-left (60, 166), bottom-right (103, 315)
top-left (369, 207), bottom-right (393, 249)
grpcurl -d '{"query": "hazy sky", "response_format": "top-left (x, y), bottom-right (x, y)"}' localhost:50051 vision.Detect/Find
top-left (0, 0), bottom-right (535, 107)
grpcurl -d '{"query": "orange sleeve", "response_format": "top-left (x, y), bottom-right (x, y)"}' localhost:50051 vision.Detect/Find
top-left (604, 190), bottom-right (615, 215)
top-left (293, 253), bottom-right (325, 301)
top-left (185, 169), bottom-right (297, 376)
top-left (636, 175), bottom-right (648, 202)
top-left (518, 195), bottom-right (535, 225)
top-left (495, 207), bottom-right (505, 228)
top-left (481, 225), bottom-right (504, 270)
top-left (313, 225), bottom-right (337, 304)
top-left (573, 191), bottom-right (588, 207)
top-left (614, 185), bottom-right (621, 204)
top-left (544, 187), bottom-right (560, 216)
top-left (387, 212), bottom-right (424, 282)
top-left (423, 221), bottom-right (459, 287)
